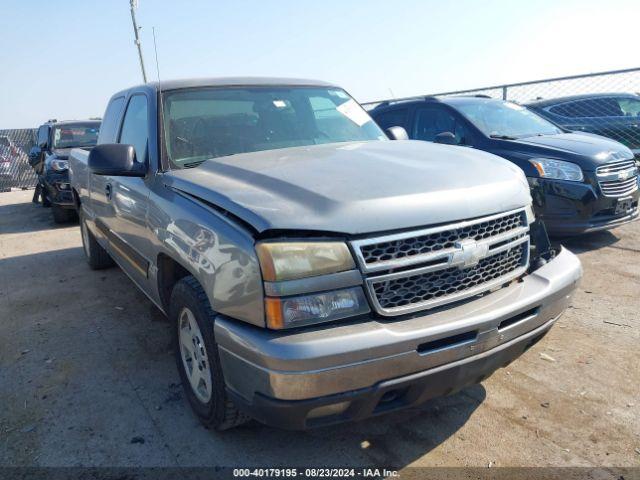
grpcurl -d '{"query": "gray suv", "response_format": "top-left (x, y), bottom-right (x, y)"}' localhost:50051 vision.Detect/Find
top-left (68, 78), bottom-right (582, 430)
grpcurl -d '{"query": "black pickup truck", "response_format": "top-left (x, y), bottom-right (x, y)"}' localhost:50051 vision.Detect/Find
top-left (29, 119), bottom-right (101, 223)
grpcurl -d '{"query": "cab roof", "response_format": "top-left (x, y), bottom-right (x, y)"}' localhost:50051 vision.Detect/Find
top-left (114, 77), bottom-right (337, 97)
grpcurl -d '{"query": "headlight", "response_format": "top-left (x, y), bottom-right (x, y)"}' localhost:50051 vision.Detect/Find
top-left (529, 158), bottom-right (583, 182)
top-left (256, 241), bottom-right (355, 282)
top-left (51, 159), bottom-right (69, 172)
top-left (265, 287), bottom-right (370, 329)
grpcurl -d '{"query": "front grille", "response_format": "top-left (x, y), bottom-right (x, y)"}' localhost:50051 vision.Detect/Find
top-left (599, 177), bottom-right (638, 197)
top-left (371, 245), bottom-right (525, 311)
top-left (596, 159), bottom-right (636, 175)
top-left (358, 211), bottom-right (523, 268)
top-left (352, 208), bottom-right (530, 316)
top-left (597, 159), bottom-right (639, 198)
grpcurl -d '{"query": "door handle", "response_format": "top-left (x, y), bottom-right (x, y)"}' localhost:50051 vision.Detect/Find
top-left (105, 183), bottom-right (112, 201)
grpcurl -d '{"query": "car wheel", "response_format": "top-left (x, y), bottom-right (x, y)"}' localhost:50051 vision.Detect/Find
top-left (52, 205), bottom-right (77, 223)
top-left (79, 209), bottom-right (114, 269)
top-left (170, 275), bottom-right (249, 430)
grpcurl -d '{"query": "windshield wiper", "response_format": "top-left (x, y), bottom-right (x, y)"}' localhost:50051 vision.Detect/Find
top-left (489, 134), bottom-right (518, 140)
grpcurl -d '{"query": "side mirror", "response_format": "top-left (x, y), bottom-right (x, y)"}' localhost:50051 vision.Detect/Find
top-left (28, 146), bottom-right (41, 159)
top-left (88, 144), bottom-right (146, 177)
top-left (385, 126), bottom-right (409, 141)
top-left (434, 131), bottom-right (457, 145)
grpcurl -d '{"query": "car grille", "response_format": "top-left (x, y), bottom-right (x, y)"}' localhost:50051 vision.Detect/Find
top-left (371, 245), bottom-right (525, 311)
top-left (596, 159), bottom-right (639, 197)
top-left (351, 209), bottom-right (530, 316)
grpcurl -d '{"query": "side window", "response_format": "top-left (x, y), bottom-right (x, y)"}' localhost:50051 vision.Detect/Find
top-left (413, 108), bottom-right (470, 144)
top-left (37, 126), bottom-right (49, 147)
top-left (550, 98), bottom-right (623, 119)
top-left (374, 108), bottom-right (408, 130)
top-left (98, 96), bottom-right (126, 144)
top-left (118, 95), bottom-right (149, 163)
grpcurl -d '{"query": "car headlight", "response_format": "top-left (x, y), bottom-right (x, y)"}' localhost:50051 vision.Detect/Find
top-left (51, 159), bottom-right (69, 172)
top-left (256, 241), bottom-right (368, 329)
top-left (529, 158), bottom-right (583, 182)
top-left (265, 287), bottom-right (370, 329)
top-left (256, 241), bottom-right (355, 282)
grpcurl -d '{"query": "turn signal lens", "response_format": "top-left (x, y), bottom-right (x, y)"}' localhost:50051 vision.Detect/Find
top-left (256, 242), bottom-right (355, 282)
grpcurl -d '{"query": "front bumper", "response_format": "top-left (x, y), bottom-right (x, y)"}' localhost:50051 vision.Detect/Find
top-left (529, 177), bottom-right (639, 236)
top-left (214, 247), bottom-right (582, 429)
top-left (42, 171), bottom-right (74, 208)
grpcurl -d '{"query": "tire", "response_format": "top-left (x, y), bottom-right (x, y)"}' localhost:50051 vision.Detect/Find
top-left (170, 276), bottom-right (249, 430)
top-left (79, 209), bottom-right (114, 269)
top-left (52, 205), bottom-right (77, 223)
top-left (52, 205), bottom-right (78, 224)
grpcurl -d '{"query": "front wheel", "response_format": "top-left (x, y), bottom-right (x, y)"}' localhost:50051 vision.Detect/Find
top-left (52, 205), bottom-right (77, 224)
top-left (170, 276), bottom-right (249, 430)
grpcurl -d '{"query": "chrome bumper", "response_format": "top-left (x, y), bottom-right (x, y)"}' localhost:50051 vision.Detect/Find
top-left (215, 247), bottom-right (582, 405)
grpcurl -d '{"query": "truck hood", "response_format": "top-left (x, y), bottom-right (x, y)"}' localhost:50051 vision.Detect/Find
top-left (164, 140), bottom-right (531, 235)
top-left (511, 132), bottom-right (634, 169)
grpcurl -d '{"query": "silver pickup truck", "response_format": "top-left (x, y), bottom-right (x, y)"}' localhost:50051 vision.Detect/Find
top-left (68, 77), bottom-right (582, 430)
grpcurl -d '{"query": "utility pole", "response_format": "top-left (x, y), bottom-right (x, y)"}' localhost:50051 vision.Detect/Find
top-left (129, 0), bottom-right (147, 83)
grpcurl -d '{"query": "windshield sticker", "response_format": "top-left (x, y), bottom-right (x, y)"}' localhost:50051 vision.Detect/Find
top-left (336, 99), bottom-right (371, 127)
top-left (329, 89), bottom-right (349, 99)
top-left (273, 100), bottom-right (287, 108)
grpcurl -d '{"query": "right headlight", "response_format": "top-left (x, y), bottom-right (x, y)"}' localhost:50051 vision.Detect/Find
top-left (256, 241), bottom-right (355, 281)
top-left (529, 158), bottom-right (583, 182)
top-left (256, 241), bottom-right (370, 329)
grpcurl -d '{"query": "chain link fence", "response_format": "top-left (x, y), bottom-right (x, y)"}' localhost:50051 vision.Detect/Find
top-left (0, 129), bottom-right (37, 192)
top-left (364, 67), bottom-right (640, 155)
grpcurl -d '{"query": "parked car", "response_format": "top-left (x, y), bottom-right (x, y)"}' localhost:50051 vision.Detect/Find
top-left (370, 96), bottom-right (639, 236)
top-left (525, 93), bottom-right (640, 157)
top-left (30, 119), bottom-right (100, 222)
top-left (69, 77), bottom-right (581, 430)
top-left (0, 135), bottom-right (30, 191)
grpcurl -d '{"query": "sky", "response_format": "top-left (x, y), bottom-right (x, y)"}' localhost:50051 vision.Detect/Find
top-left (1, 0), bottom-right (639, 129)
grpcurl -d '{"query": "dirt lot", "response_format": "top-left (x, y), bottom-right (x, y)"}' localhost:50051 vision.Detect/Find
top-left (0, 189), bottom-right (638, 468)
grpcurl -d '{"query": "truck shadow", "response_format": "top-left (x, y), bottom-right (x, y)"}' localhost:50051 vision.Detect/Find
top-left (229, 384), bottom-right (486, 466)
top-left (551, 230), bottom-right (619, 254)
top-left (0, 197), bottom-right (77, 235)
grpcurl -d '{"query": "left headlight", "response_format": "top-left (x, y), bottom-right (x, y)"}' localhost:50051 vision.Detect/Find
top-left (529, 158), bottom-right (583, 182)
top-left (51, 159), bottom-right (69, 172)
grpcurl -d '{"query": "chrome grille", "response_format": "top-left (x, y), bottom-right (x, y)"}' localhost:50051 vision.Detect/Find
top-left (352, 208), bottom-right (530, 316)
top-left (596, 159), bottom-right (639, 197)
top-left (371, 245), bottom-right (525, 311)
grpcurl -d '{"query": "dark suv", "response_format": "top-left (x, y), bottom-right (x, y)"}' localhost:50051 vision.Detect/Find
top-left (526, 93), bottom-right (640, 157)
top-left (29, 119), bottom-right (100, 223)
top-left (369, 96), bottom-right (639, 236)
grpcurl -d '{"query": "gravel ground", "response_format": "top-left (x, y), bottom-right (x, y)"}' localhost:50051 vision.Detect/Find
top-left (0, 189), bottom-right (638, 468)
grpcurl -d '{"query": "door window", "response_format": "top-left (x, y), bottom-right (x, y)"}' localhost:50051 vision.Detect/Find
top-left (119, 95), bottom-right (149, 163)
top-left (413, 108), bottom-right (470, 144)
top-left (98, 96), bottom-right (126, 144)
top-left (374, 108), bottom-right (408, 130)
top-left (549, 98), bottom-right (624, 118)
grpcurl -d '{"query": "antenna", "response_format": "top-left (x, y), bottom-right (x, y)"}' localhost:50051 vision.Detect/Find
top-left (152, 27), bottom-right (166, 169)
top-left (129, 0), bottom-right (147, 82)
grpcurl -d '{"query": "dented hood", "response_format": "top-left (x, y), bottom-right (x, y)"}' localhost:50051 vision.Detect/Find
top-left (164, 140), bottom-right (531, 235)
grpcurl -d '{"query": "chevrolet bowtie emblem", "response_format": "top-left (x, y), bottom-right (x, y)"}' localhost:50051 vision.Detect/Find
top-left (452, 239), bottom-right (489, 269)
top-left (618, 170), bottom-right (631, 181)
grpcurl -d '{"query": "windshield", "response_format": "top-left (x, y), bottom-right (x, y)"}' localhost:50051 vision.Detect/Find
top-left (455, 101), bottom-right (562, 139)
top-left (162, 86), bottom-right (386, 167)
top-left (53, 123), bottom-right (100, 149)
